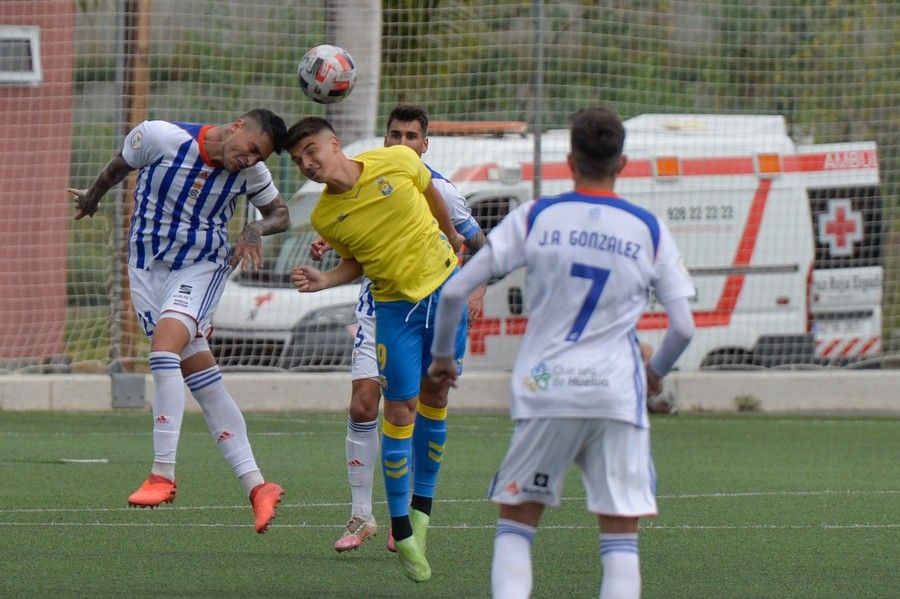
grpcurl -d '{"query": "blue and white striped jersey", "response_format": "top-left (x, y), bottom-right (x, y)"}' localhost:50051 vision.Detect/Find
top-left (122, 120), bottom-right (278, 270)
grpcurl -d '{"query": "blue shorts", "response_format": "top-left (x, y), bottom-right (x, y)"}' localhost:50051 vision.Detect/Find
top-left (375, 276), bottom-right (468, 401)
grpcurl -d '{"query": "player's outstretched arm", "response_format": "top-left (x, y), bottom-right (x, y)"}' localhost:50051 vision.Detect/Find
top-left (230, 195), bottom-right (290, 271)
top-left (424, 183), bottom-right (464, 253)
top-left (462, 229), bottom-right (487, 257)
top-left (292, 257), bottom-right (362, 293)
top-left (68, 152), bottom-right (134, 220)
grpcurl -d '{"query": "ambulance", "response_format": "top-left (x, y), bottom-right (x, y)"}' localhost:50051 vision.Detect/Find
top-left (210, 115), bottom-right (883, 371)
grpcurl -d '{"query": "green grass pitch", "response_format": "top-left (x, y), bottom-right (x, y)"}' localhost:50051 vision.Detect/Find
top-left (1, 411), bottom-right (897, 598)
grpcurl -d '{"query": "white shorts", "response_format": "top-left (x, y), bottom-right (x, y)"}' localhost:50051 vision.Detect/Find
top-left (488, 418), bottom-right (658, 518)
top-left (129, 261), bottom-right (231, 340)
top-left (350, 280), bottom-right (379, 381)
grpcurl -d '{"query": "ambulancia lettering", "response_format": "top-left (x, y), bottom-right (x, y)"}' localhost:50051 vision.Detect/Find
top-left (823, 150), bottom-right (877, 170)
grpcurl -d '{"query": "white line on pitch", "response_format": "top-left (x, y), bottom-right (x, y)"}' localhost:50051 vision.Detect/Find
top-left (0, 521), bottom-right (896, 531)
top-left (0, 489), bottom-right (894, 515)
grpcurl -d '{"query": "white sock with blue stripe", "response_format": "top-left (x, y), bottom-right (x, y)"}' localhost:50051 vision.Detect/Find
top-left (599, 532), bottom-right (640, 599)
top-left (492, 518), bottom-right (536, 599)
top-left (186, 365), bottom-right (261, 494)
top-left (149, 351), bottom-right (184, 480)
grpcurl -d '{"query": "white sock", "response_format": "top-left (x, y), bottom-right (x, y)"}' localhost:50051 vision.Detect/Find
top-left (185, 365), bottom-right (260, 485)
top-left (492, 518), bottom-right (536, 599)
top-left (346, 417), bottom-right (379, 520)
top-left (151, 462), bottom-right (176, 481)
top-left (599, 533), bottom-right (640, 599)
top-left (149, 351), bottom-right (185, 479)
top-left (239, 470), bottom-right (266, 496)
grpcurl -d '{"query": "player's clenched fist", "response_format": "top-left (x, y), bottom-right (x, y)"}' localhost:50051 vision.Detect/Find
top-left (309, 236), bottom-right (331, 261)
top-left (291, 264), bottom-right (325, 292)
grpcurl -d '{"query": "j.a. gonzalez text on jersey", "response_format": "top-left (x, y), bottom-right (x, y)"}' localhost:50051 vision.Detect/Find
top-left (536, 229), bottom-right (642, 260)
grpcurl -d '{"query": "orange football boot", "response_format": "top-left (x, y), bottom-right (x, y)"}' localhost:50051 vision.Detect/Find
top-left (250, 482), bottom-right (284, 534)
top-left (127, 474), bottom-right (176, 508)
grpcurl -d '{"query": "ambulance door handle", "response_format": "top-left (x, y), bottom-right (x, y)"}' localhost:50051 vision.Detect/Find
top-left (508, 287), bottom-right (524, 315)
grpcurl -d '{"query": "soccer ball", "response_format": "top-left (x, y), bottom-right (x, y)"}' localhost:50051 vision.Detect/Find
top-left (297, 44), bottom-right (357, 104)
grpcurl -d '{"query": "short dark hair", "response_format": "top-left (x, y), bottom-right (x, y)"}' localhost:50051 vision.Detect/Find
top-left (241, 108), bottom-right (287, 154)
top-left (283, 116), bottom-right (336, 152)
top-left (386, 104), bottom-right (429, 134)
top-left (569, 107), bottom-right (625, 180)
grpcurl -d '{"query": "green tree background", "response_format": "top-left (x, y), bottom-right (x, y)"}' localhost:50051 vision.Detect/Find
top-left (64, 0), bottom-right (898, 368)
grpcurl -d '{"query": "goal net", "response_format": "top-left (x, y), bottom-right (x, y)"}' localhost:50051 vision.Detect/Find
top-left (1, 0), bottom-right (896, 373)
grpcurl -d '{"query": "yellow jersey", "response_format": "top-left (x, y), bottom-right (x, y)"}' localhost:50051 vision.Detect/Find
top-left (310, 144), bottom-right (457, 302)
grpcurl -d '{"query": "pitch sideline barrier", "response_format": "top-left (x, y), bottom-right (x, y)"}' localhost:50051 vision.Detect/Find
top-left (0, 370), bottom-right (898, 413)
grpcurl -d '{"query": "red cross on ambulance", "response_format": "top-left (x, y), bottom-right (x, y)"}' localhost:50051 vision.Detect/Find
top-left (817, 199), bottom-right (862, 257)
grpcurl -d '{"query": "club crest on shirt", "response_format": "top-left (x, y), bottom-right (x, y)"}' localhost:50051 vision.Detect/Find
top-left (375, 177), bottom-right (394, 196)
top-left (130, 131), bottom-right (143, 150)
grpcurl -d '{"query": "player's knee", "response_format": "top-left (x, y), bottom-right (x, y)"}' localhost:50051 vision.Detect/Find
top-left (152, 312), bottom-right (196, 352)
top-left (180, 337), bottom-right (210, 361)
top-left (499, 502), bottom-right (544, 527)
top-left (599, 515), bottom-right (639, 534)
top-left (418, 379), bottom-right (449, 409)
top-left (349, 402), bottom-right (378, 422)
top-left (349, 379), bottom-right (382, 421)
top-left (383, 400), bottom-right (417, 427)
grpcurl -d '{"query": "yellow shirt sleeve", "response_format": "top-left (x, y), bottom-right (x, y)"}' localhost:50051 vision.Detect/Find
top-left (394, 144), bottom-right (432, 193)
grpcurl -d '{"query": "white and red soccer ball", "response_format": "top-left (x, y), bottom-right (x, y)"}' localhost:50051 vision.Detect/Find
top-left (297, 44), bottom-right (357, 104)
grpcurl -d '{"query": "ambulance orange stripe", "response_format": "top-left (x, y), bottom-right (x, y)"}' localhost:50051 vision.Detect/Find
top-left (637, 179), bottom-right (772, 330)
top-left (454, 151), bottom-right (879, 183)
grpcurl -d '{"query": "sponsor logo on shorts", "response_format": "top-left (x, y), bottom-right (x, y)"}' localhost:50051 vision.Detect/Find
top-left (174, 284), bottom-right (193, 309)
top-left (521, 472), bottom-right (553, 496)
top-left (503, 480), bottom-right (520, 495)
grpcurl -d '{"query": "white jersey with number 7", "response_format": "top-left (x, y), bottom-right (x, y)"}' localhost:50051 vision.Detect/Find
top-left (487, 190), bottom-right (694, 427)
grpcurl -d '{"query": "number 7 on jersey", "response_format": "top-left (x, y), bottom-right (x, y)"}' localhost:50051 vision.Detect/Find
top-left (565, 263), bottom-right (611, 342)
